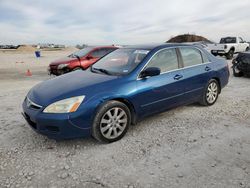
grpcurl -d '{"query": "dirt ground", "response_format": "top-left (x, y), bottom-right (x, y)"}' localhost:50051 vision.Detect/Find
top-left (0, 50), bottom-right (250, 188)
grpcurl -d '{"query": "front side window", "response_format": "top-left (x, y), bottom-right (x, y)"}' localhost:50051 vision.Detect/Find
top-left (145, 48), bottom-right (178, 73)
top-left (70, 47), bottom-right (93, 58)
top-left (179, 47), bottom-right (203, 67)
top-left (91, 49), bottom-right (111, 58)
top-left (202, 52), bottom-right (210, 63)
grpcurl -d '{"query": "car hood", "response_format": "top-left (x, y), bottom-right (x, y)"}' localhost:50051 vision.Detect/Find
top-left (50, 56), bottom-right (78, 66)
top-left (28, 70), bottom-right (119, 106)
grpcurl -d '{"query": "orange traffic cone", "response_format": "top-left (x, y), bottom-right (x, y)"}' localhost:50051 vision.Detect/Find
top-left (25, 69), bottom-right (32, 76)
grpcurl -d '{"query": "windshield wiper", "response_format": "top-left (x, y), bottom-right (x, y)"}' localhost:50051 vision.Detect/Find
top-left (92, 67), bottom-right (111, 75)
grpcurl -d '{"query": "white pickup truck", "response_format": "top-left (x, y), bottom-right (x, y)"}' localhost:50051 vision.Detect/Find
top-left (208, 37), bottom-right (249, 60)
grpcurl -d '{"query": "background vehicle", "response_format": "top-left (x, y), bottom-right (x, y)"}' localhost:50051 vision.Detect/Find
top-left (182, 41), bottom-right (212, 52)
top-left (23, 44), bottom-right (229, 143)
top-left (48, 46), bottom-right (118, 75)
top-left (208, 37), bottom-right (249, 60)
top-left (232, 52), bottom-right (250, 77)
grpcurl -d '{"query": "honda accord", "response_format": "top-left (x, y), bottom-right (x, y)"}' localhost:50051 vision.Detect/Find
top-left (22, 44), bottom-right (229, 143)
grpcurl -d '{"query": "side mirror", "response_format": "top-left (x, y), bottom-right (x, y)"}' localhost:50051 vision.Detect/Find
top-left (140, 67), bottom-right (160, 78)
top-left (86, 55), bottom-right (93, 60)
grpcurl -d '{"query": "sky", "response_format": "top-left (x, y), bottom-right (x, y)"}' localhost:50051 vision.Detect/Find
top-left (0, 0), bottom-right (250, 45)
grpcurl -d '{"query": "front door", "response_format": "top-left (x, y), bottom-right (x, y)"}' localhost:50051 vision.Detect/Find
top-left (134, 48), bottom-right (187, 118)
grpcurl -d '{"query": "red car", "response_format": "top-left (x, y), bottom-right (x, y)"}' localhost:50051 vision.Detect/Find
top-left (48, 46), bottom-right (118, 75)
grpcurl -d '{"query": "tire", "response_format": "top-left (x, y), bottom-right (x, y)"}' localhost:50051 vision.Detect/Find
top-left (200, 79), bottom-right (220, 106)
top-left (92, 100), bottom-right (131, 143)
top-left (226, 49), bottom-right (234, 60)
top-left (232, 64), bottom-right (244, 77)
top-left (246, 47), bottom-right (249, 51)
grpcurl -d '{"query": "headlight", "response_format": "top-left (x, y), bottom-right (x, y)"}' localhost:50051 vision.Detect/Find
top-left (43, 96), bottom-right (85, 113)
top-left (58, 64), bottom-right (68, 69)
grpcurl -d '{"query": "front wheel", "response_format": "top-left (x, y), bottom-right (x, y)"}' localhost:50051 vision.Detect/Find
top-left (226, 49), bottom-right (234, 60)
top-left (92, 101), bottom-right (131, 143)
top-left (200, 79), bottom-right (220, 106)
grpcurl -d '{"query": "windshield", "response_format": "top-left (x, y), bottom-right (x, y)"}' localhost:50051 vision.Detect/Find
top-left (92, 48), bottom-right (149, 75)
top-left (220, 37), bottom-right (236, 44)
top-left (69, 47), bottom-right (93, 58)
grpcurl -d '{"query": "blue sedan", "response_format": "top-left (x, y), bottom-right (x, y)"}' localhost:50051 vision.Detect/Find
top-left (22, 44), bottom-right (229, 142)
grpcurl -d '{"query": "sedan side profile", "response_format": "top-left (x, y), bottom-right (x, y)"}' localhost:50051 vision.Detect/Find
top-left (22, 44), bottom-right (229, 143)
top-left (48, 46), bottom-right (118, 75)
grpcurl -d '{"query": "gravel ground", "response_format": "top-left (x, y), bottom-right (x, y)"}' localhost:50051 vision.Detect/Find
top-left (0, 51), bottom-right (250, 188)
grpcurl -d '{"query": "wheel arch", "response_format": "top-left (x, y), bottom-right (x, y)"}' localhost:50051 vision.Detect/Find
top-left (230, 47), bottom-right (235, 52)
top-left (110, 98), bottom-right (137, 125)
top-left (211, 77), bottom-right (221, 93)
top-left (94, 97), bottom-right (137, 125)
top-left (72, 66), bottom-right (82, 71)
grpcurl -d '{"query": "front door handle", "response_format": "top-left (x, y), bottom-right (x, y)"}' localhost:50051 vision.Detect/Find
top-left (205, 66), bottom-right (211, 71)
top-left (174, 74), bottom-right (183, 80)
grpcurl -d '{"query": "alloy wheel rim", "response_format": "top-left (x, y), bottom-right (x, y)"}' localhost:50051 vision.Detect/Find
top-left (234, 66), bottom-right (240, 73)
top-left (100, 107), bottom-right (127, 139)
top-left (206, 82), bottom-right (218, 104)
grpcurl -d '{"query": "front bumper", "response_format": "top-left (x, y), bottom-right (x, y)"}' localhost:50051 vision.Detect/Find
top-left (22, 100), bottom-right (92, 140)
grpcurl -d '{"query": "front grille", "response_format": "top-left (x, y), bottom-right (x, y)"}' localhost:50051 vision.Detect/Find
top-left (46, 126), bottom-right (59, 133)
top-left (25, 97), bottom-right (43, 110)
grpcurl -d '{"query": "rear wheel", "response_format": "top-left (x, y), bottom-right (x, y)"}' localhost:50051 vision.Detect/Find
top-left (92, 101), bottom-right (131, 143)
top-left (200, 79), bottom-right (220, 106)
top-left (226, 49), bottom-right (234, 60)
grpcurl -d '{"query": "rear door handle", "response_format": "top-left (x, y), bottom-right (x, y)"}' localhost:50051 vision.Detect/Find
top-left (205, 66), bottom-right (211, 71)
top-left (174, 74), bottom-right (183, 80)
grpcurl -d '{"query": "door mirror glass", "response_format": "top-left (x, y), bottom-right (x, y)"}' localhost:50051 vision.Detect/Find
top-left (140, 67), bottom-right (160, 78)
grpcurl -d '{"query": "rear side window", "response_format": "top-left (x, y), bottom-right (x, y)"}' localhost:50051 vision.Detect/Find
top-left (179, 47), bottom-right (203, 67)
top-left (91, 48), bottom-right (115, 58)
top-left (202, 52), bottom-right (210, 63)
top-left (105, 48), bottom-right (116, 54)
top-left (146, 48), bottom-right (179, 73)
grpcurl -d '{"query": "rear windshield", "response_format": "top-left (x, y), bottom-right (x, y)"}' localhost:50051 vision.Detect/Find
top-left (220, 37), bottom-right (236, 44)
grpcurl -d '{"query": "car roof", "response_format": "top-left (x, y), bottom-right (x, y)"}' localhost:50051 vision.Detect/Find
top-left (123, 43), bottom-right (195, 50)
top-left (86, 46), bottom-right (118, 50)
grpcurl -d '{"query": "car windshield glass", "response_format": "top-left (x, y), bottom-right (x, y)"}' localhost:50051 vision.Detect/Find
top-left (92, 48), bottom-right (149, 75)
top-left (220, 37), bottom-right (236, 44)
top-left (70, 47), bottom-right (93, 58)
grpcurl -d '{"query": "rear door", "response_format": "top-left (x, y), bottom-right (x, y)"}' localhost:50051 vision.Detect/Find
top-left (135, 48), bottom-right (187, 117)
top-left (178, 47), bottom-right (211, 102)
top-left (238, 37), bottom-right (246, 52)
